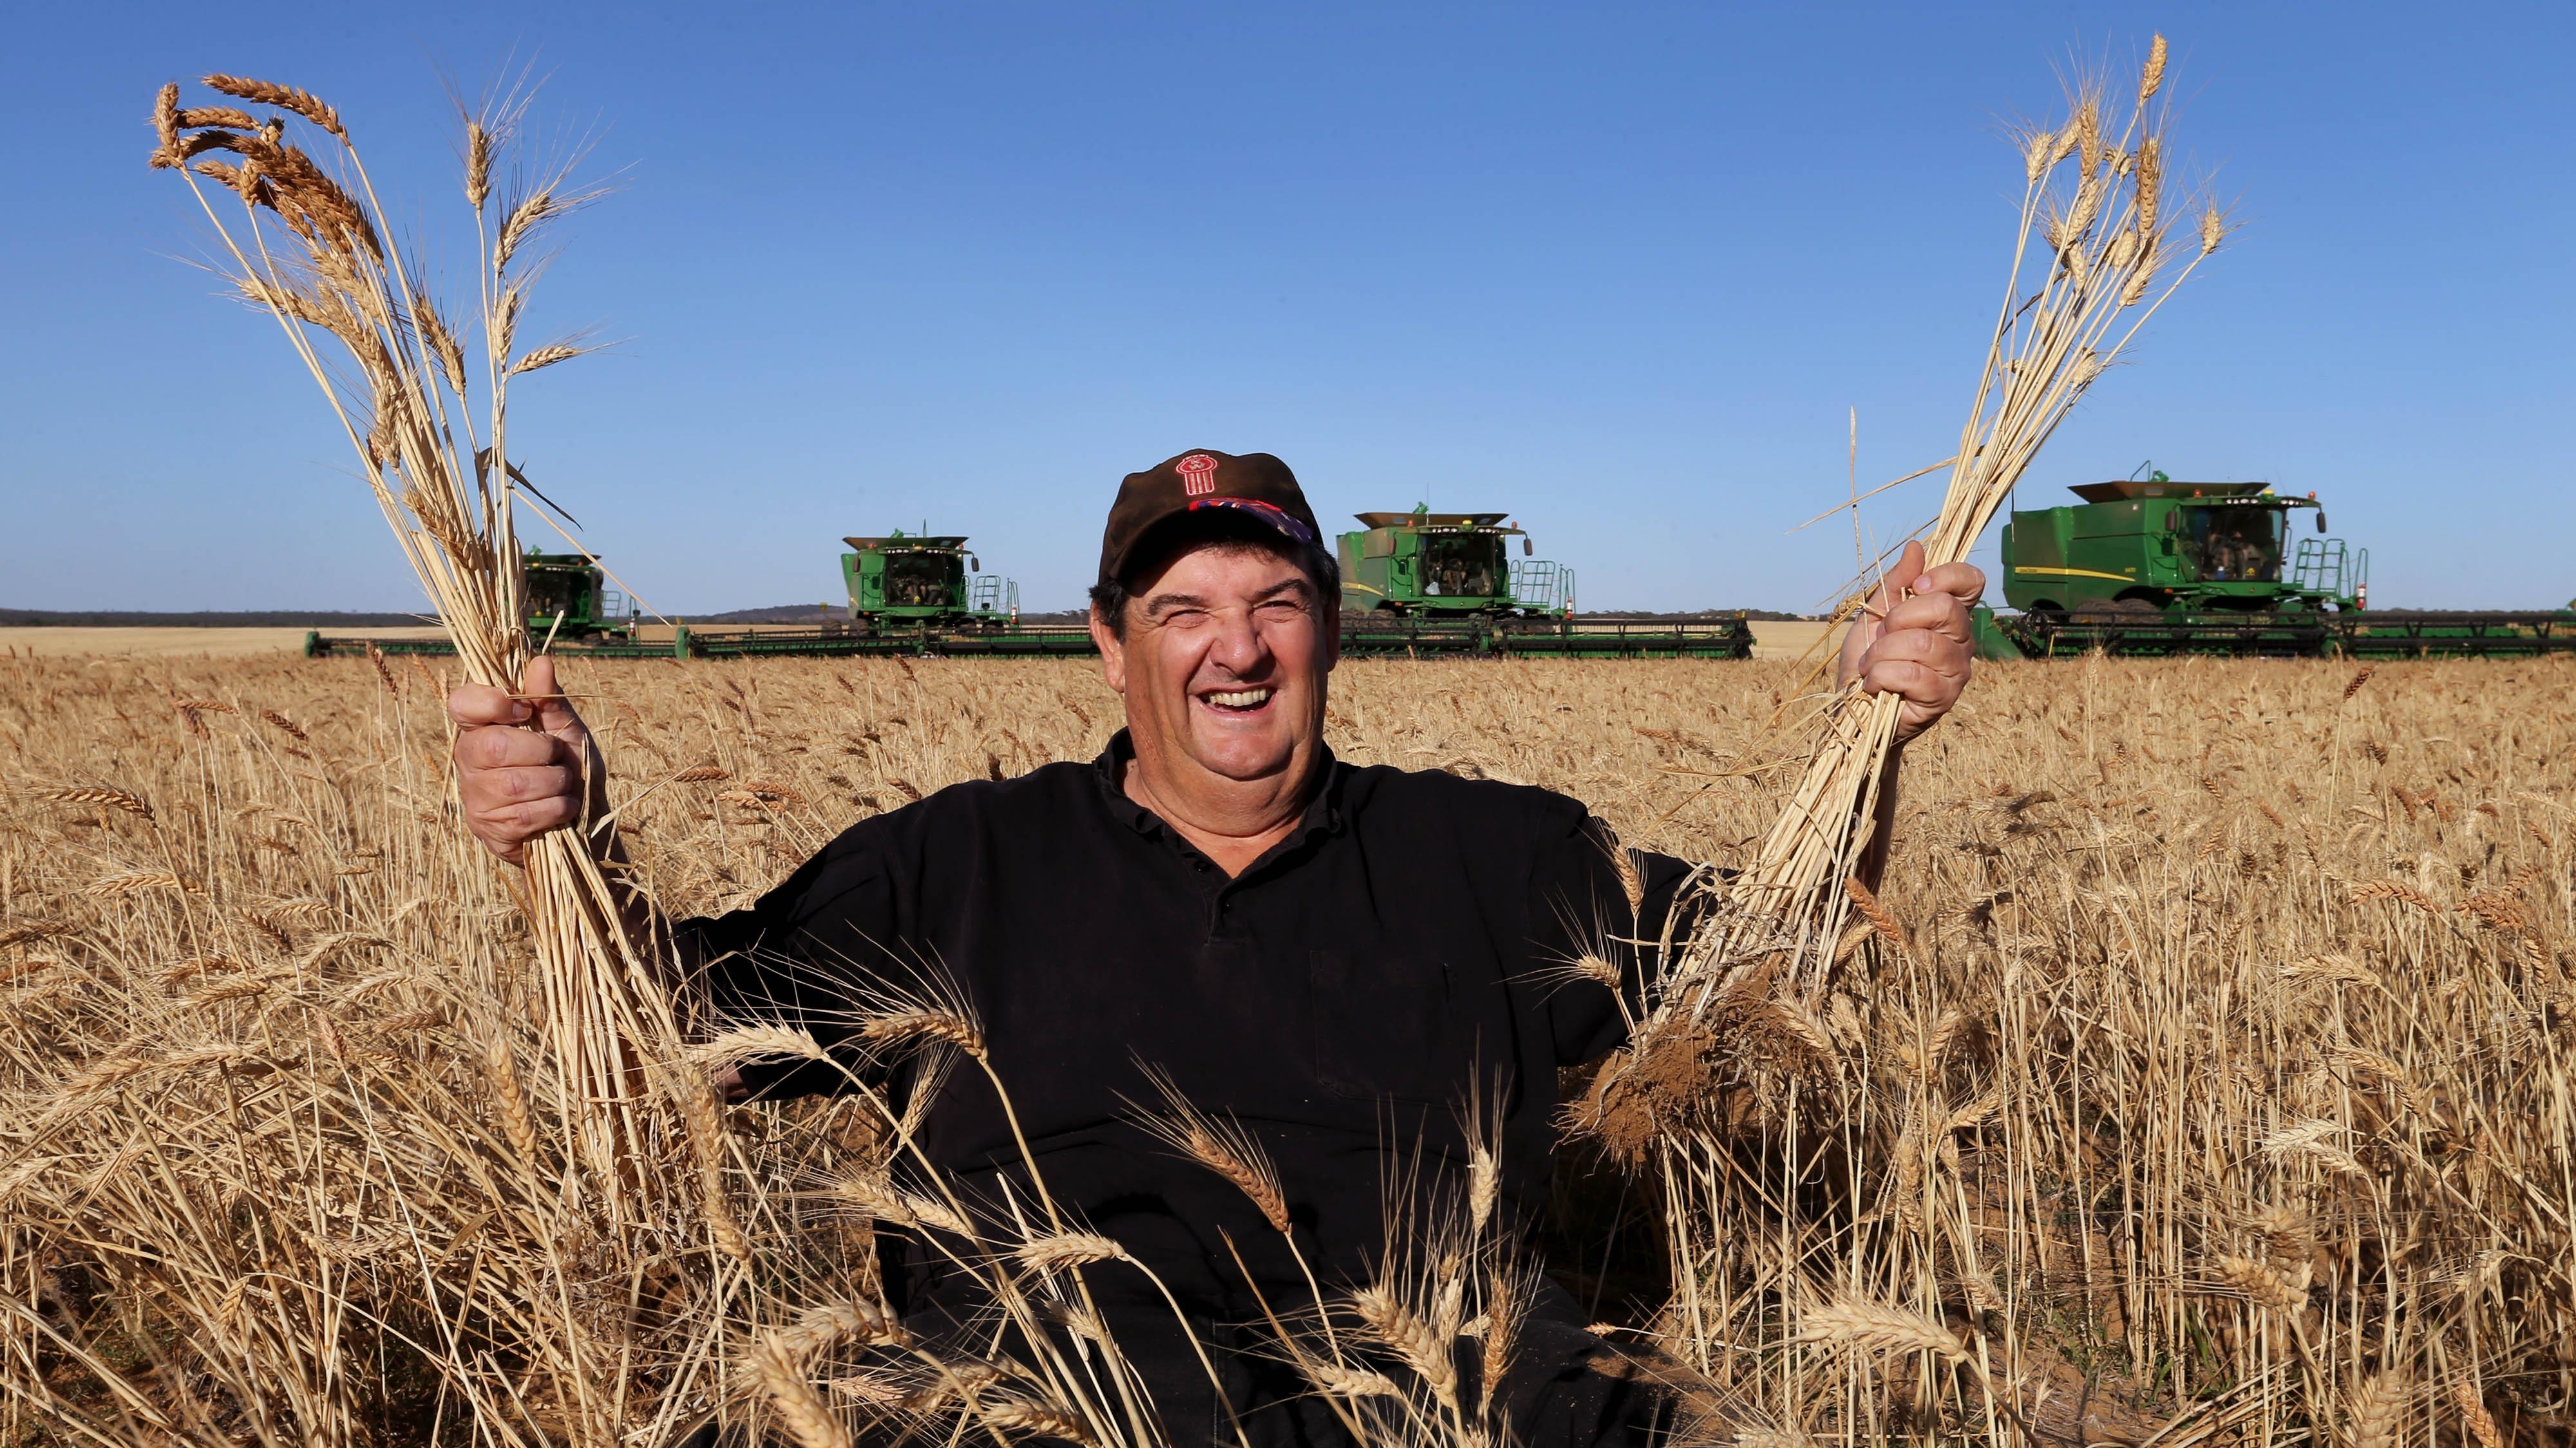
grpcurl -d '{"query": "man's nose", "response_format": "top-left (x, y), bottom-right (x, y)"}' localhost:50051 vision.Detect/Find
top-left (1208, 605), bottom-right (1271, 675)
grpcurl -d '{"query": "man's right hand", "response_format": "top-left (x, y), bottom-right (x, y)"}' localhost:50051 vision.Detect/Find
top-left (449, 655), bottom-right (599, 865)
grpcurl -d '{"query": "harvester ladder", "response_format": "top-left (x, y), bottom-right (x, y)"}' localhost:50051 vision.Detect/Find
top-left (2292, 538), bottom-right (2368, 601)
top-left (1511, 560), bottom-right (1577, 616)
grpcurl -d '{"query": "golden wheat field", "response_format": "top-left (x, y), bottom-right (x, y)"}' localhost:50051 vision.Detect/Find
top-left (2, 648), bottom-right (2570, 1445)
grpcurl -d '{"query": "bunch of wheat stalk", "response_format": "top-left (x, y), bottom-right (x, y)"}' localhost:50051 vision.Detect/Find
top-left (1716, 34), bottom-right (2218, 1003)
top-left (1575, 33), bottom-right (2237, 1408)
top-left (138, 75), bottom-right (757, 1441)
top-left (149, 79), bottom-right (680, 1221)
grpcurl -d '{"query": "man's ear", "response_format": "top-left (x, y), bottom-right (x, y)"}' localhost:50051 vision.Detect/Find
top-left (1320, 596), bottom-right (1341, 673)
top-left (1090, 603), bottom-right (1128, 693)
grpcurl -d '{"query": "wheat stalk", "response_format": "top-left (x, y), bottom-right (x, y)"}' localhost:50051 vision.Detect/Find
top-left (750, 1333), bottom-right (856, 1448)
top-left (1800, 1297), bottom-right (1966, 1364)
top-left (1125, 1065), bottom-right (1293, 1234)
top-left (1016, 1232), bottom-right (1130, 1276)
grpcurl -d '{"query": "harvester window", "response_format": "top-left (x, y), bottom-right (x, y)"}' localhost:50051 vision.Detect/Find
top-left (1421, 535), bottom-right (1504, 598)
top-left (526, 567), bottom-right (592, 622)
top-left (2185, 509), bottom-right (2284, 583)
top-left (884, 552), bottom-right (956, 607)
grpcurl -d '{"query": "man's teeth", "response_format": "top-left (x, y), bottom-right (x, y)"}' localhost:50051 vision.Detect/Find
top-left (1206, 688), bottom-right (1273, 708)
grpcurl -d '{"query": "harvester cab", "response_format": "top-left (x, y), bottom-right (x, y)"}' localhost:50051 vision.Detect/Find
top-left (2001, 477), bottom-right (2366, 617)
top-left (1336, 506), bottom-right (1576, 617)
top-left (520, 550), bottom-right (635, 639)
top-left (841, 531), bottom-right (1019, 628)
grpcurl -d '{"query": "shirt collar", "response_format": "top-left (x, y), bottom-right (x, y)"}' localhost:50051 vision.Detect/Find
top-left (1092, 729), bottom-right (1347, 845)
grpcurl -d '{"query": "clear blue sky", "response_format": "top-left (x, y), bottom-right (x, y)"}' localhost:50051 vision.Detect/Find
top-left (6, 2), bottom-right (2569, 614)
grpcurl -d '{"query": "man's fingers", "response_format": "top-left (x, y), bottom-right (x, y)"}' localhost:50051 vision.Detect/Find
top-left (1862, 626), bottom-right (1968, 683)
top-left (471, 762), bottom-right (584, 807)
top-left (464, 724), bottom-right (571, 772)
top-left (469, 795), bottom-right (584, 851)
top-left (1877, 540), bottom-right (1927, 606)
top-left (1917, 560), bottom-right (1985, 604)
top-left (475, 795), bottom-right (583, 833)
top-left (1879, 591), bottom-right (1973, 646)
top-left (1861, 655), bottom-right (1960, 713)
top-left (449, 682), bottom-right (531, 729)
top-left (520, 657), bottom-right (589, 741)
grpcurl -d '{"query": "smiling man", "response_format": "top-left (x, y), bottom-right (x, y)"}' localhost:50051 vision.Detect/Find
top-left (448, 449), bottom-right (1982, 1447)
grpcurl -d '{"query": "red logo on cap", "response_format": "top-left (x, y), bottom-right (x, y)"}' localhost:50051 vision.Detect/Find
top-left (1176, 453), bottom-right (1219, 496)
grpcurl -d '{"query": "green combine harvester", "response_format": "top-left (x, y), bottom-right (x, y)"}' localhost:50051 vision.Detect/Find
top-left (775, 531), bottom-right (1088, 655)
top-left (1973, 473), bottom-right (2576, 658)
top-left (305, 551), bottom-right (647, 658)
top-left (518, 551), bottom-right (641, 645)
top-left (1334, 507), bottom-right (1751, 658)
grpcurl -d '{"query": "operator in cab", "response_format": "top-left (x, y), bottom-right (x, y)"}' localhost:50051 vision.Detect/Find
top-left (448, 451), bottom-right (1984, 1446)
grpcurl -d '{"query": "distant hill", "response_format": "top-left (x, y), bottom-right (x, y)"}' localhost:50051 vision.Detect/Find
top-left (690, 603), bottom-right (844, 624)
top-left (0, 608), bottom-right (435, 628)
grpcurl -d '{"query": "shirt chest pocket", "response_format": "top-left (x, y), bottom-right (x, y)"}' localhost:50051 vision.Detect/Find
top-left (1309, 948), bottom-right (1469, 1106)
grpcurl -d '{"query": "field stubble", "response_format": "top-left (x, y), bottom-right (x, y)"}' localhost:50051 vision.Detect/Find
top-left (1, 650), bottom-right (2570, 1443)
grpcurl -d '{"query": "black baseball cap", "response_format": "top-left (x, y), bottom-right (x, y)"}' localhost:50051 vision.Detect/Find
top-left (1097, 449), bottom-right (1323, 588)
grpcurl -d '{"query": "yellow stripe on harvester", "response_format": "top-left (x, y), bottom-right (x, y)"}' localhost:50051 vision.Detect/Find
top-left (2012, 565), bottom-right (2136, 583)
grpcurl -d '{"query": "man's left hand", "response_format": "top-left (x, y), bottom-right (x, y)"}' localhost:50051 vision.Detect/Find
top-left (1836, 540), bottom-right (1985, 746)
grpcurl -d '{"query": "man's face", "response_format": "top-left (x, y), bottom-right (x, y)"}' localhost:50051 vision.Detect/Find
top-left (1093, 541), bottom-right (1336, 791)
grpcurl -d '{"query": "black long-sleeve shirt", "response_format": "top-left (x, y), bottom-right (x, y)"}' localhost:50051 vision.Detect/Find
top-left (679, 731), bottom-right (1692, 1438)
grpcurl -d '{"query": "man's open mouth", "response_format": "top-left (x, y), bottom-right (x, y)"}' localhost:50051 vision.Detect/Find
top-left (1198, 687), bottom-right (1275, 715)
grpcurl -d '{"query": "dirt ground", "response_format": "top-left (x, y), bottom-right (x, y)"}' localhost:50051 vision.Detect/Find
top-left (0, 626), bottom-right (447, 659)
top-left (1741, 617), bottom-right (1843, 661)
